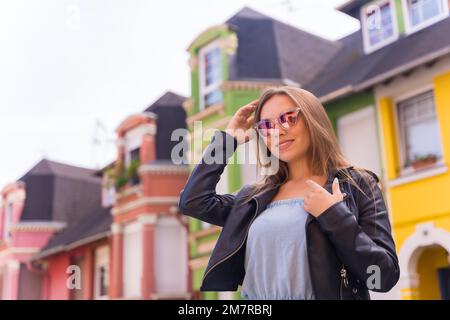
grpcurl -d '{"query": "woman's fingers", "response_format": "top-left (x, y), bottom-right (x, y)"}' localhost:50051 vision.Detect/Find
top-left (238, 103), bottom-right (257, 117)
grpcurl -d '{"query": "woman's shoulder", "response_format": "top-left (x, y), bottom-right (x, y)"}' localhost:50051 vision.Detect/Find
top-left (341, 166), bottom-right (382, 193)
top-left (349, 166), bottom-right (379, 182)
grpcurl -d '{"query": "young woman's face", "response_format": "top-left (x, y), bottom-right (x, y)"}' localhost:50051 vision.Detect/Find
top-left (259, 94), bottom-right (311, 163)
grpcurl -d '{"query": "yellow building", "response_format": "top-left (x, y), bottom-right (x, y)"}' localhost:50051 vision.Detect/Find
top-left (319, 0), bottom-right (450, 299)
top-left (377, 59), bottom-right (450, 300)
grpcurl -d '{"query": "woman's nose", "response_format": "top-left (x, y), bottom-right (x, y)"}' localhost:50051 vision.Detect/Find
top-left (271, 122), bottom-right (288, 134)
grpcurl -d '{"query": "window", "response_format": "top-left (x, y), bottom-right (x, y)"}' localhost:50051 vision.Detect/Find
top-left (397, 90), bottom-right (443, 170)
top-left (124, 125), bottom-right (145, 167)
top-left (130, 147), bottom-right (140, 162)
top-left (337, 106), bottom-right (382, 178)
top-left (125, 147), bottom-right (140, 168)
top-left (2, 202), bottom-right (12, 240)
top-left (361, 0), bottom-right (398, 53)
top-left (94, 246), bottom-right (109, 299)
top-left (403, 0), bottom-right (449, 34)
top-left (199, 42), bottom-right (223, 110)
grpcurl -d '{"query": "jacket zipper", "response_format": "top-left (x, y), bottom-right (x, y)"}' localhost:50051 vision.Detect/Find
top-left (201, 198), bottom-right (260, 283)
top-left (340, 264), bottom-right (349, 300)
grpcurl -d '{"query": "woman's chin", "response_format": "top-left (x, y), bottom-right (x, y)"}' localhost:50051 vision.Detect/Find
top-left (276, 151), bottom-right (295, 163)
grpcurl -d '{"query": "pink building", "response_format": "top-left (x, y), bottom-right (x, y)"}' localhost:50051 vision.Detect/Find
top-left (0, 159), bottom-right (103, 299)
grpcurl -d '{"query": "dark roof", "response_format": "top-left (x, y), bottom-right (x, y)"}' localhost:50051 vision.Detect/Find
top-left (336, 0), bottom-right (371, 19)
top-left (306, 16), bottom-right (450, 100)
top-left (18, 159), bottom-right (102, 224)
top-left (225, 7), bottom-right (342, 86)
top-left (145, 91), bottom-right (188, 161)
top-left (146, 91), bottom-right (186, 107)
top-left (34, 205), bottom-right (112, 259)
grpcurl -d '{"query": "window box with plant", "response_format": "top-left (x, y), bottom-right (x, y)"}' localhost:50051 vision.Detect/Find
top-left (409, 153), bottom-right (438, 170)
top-left (397, 89), bottom-right (443, 174)
top-left (106, 159), bottom-right (141, 191)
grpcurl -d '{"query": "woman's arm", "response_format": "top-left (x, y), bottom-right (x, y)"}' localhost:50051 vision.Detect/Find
top-left (178, 130), bottom-right (239, 227)
top-left (316, 171), bottom-right (400, 292)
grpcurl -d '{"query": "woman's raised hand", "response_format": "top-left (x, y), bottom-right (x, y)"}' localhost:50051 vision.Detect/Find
top-left (225, 99), bottom-right (258, 145)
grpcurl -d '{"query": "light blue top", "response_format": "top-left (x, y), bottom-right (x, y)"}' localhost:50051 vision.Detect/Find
top-left (240, 198), bottom-right (315, 300)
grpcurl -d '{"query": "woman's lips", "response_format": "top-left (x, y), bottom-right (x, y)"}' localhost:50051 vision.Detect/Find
top-left (278, 139), bottom-right (294, 151)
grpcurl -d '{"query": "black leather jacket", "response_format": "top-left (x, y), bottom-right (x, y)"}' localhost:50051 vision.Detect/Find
top-left (178, 130), bottom-right (400, 300)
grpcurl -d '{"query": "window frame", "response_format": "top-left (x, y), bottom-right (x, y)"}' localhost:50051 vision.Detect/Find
top-left (402, 0), bottom-right (450, 35)
top-left (393, 85), bottom-right (444, 175)
top-left (361, 0), bottom-right (399, 54)
top-left (198, 40), bottom-right (223, 111)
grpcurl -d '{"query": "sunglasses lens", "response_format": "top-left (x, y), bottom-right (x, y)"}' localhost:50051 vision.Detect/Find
top-left (256, 120), bottom-right (274, 136)
top-left (279, 110), bottom-right (299, 128)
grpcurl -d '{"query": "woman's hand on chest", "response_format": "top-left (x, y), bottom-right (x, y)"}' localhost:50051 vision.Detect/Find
top-left (303, 177), bottom-right (344, 218)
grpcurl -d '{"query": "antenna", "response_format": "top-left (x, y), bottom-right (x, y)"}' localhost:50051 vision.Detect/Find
top-left (91, 119), bottom-right (116, 169)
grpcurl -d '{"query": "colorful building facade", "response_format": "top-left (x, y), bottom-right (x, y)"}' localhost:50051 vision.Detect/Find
top-left (184, 2), bottom-right (450, 300)
top-left (311, 0), bottom-right (450, 299)
top-left (1, 91), bottom-right (191, 300)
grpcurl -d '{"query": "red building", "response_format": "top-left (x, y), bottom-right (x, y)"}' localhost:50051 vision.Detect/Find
top-left (108, 91), bottom-right (191, 299)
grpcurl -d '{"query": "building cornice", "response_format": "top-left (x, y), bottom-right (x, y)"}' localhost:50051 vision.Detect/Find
top-left (9, 221), bottom-right (66, 233)
top-left (116, 185), bottom-right (143, 201)
top-left (221, 79), bottom-right (300, 91)
top-left (111, 196), bottom-right (180, 216)
top-left (138, 164), bottom-right (190, 175)
top-left (186, 103), bottom-right (225, 124)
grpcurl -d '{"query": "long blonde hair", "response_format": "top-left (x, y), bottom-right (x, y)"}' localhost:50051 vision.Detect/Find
top-left (243, 86), bottom-right (378, 202)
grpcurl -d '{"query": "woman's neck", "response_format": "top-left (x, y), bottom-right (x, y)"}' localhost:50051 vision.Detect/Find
top-left (286, 157), bottom-right (327, 184)
top-left (286, 157), bottom-right (312, 181)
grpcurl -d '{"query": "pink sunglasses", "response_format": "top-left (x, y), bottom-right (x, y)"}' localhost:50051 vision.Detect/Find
top-left (253, 108), bottom-right (302, 137)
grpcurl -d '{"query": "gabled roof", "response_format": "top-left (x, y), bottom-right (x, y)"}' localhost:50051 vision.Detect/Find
top-left (306, 16), bottom-right (450, 102)
top-left (18, 159), bottom-right (102, 223)
top-left (145, 91), bottom-right (188, 161)
top-left (224, 7), bottom-right (342, 86)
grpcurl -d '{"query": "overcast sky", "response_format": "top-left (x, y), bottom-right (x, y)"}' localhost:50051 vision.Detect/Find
top-left (0, 0), bottom-right (359, 188)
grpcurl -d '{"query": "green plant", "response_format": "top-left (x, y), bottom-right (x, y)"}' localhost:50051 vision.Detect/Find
top-left (127, 158), bottom-right (140, 185)
top-left (115, 163), bottom-right (128, 190)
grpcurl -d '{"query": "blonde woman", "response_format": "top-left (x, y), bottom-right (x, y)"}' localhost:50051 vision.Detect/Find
top-left (179, 86), bottom-right (399, 300)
